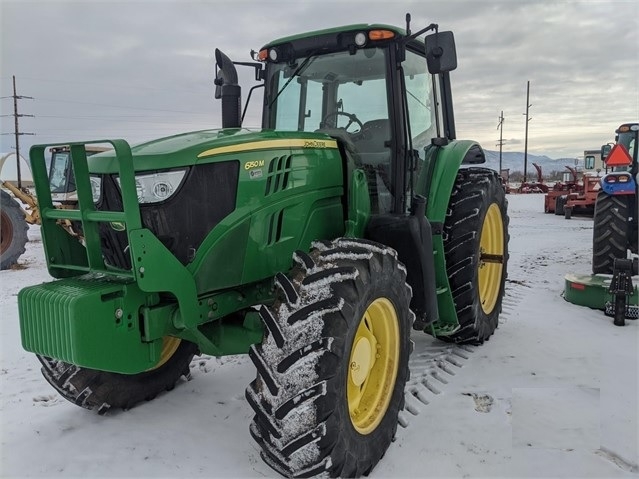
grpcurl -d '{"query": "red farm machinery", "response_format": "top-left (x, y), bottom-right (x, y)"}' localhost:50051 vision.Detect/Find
top-left (544, 167), bottom-right (601, 218)
top-left (517, 162), bottom-right (549, 193)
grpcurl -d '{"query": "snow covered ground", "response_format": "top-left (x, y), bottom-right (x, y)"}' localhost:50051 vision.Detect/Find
top-left (1, 193), bottom-right (637, 478)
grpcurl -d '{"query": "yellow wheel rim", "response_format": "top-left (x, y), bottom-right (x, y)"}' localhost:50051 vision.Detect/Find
top-left (147, 337), bottom-right (181, 371)
top-left (478, 203), bottom-right (505, 314)
top-left (347, 298), bottom-right (400, 435)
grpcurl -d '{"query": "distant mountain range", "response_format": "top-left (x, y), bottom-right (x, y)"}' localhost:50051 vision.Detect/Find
top-left (482, 149), bottom-right (577, 174)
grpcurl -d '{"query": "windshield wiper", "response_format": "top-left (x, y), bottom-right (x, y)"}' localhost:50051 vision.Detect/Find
top-left (268, 54), bottom-right (318, 108)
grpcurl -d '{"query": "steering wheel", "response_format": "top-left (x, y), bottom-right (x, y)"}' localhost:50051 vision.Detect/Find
top-left (321, 111), bottom-right (364, 133)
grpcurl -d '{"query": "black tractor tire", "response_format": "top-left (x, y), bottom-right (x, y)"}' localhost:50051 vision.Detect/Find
top-left (564, 206), bottom-right (572, 220)
top-left (441, 168), bottom-right (509, 345)
top-left (36, 339), bottom-right (197, 414)
top-left (1, 190), bottom-right (28, 270)
top-left (246, 238), bottom-right (413, 478)
top-left (592, 192), bottom-right (632, 274)
top-left (554, 195), bottom-right (566, 216)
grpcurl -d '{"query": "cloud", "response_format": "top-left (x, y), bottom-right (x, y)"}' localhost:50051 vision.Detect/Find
top-left (1, 0), bottom-right (637, 160)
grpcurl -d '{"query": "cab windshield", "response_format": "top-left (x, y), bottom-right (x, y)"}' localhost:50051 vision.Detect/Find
top-left (266, 47), bottom-right (390, 133)
top-left (264, 46), bottom-right (436, 214)
top-left (49, 152), bottom-right (75, 193)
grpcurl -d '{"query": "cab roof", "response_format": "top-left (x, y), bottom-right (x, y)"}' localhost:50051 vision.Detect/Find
top-left (262, 23), bottom-right (407, 49)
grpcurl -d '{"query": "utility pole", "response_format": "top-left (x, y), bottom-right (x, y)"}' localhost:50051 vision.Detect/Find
top-left (523, 80), bottom-right (532, 184)
top-left (1, 75), bottom-right (34, 189)
top-left (496, 111), bottom-right (505, 174)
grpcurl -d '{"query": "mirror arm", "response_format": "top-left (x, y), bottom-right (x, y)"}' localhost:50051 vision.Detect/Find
top-left (403, 23), bottom-right (438, 44)
top-left (232, 61), bottom-right (265, 81)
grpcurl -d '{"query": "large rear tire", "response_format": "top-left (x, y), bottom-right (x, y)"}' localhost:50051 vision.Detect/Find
top-left (37, 338), bottom-right (197, 414)
top-left (246, 238), bottom-right (413, 478)
top-left (1, 190), bottom-right (28, 270)
top-left (592, 192), bottom-right (631, 274)
top-left (442, 168), bottom-right (509, 344)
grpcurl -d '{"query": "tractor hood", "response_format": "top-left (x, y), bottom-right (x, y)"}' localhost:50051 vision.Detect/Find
top-left (87, 128), bottom-right (337, 174)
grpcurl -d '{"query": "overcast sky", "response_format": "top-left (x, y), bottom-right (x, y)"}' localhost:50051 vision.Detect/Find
top-left (1, 0), bottom-right (638, 170)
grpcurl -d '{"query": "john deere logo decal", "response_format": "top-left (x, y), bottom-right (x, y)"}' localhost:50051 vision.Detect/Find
top-left (303, 140), bottom-right (327, 148)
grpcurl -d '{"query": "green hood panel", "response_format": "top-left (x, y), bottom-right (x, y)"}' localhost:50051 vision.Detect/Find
top-left (87, 129), bottom-right (338, 174)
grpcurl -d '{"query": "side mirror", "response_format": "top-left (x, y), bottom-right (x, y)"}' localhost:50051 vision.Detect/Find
top-left (424, 31), bottom-right (457, 74)
top-left (601, 143), bottom-right (612, 160)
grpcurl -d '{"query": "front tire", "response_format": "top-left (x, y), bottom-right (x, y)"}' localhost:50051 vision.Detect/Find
top-left (37, 338), bottom-right (197, 414)
top-left (443, 168), bottom-right (509, 344)
top-left (555, 195), bottom-right (566, 216)
top-left (246, 238), bottom-right (413, 478)
top-left (592, 192), bottom-right (631, 274)
top-left (1, 190), bottom-right (28, 270)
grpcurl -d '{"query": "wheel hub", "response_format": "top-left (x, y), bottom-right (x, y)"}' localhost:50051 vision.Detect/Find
top-left (350, 337), bottom-right (373, 387)
top-left (478, 203), bottom-right (505, 314)
top-left (1, 210), bottom-right (13, 255)
top-left (347, 297), bottom-right (399, 435)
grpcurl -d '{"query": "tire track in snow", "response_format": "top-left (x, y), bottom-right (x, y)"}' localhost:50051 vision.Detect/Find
top-left (500, 280), bottom-right (528, 324)
top-left (399, 280), bottom-right (528, 426)
top-left (594, 448), bottom-right (639, 473)
top-left (399, 342), bottom-right (475, 426)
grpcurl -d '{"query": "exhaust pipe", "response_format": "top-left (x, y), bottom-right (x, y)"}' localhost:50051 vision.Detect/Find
top-left (214, 49), bottom-right (241, 129)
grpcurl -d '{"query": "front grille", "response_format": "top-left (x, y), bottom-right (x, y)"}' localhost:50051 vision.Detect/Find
top-left (98, 161), bottom-right (239, 269)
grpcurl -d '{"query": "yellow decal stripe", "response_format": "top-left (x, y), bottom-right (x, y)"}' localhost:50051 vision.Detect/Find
top-left (197, 138), bottom-right (338, 158)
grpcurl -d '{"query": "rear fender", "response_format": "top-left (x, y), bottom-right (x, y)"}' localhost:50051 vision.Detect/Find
top-left (416, 140), bottom-right (487, 331)
top-left (420, 140), bottom-right (486, 221)
top-left (599, 172), bottom-right (637, 196)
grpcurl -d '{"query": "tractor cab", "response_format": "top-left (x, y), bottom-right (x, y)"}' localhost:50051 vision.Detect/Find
top-left (598, 123), bottom-right (638, 194)
top-left (601, 123), bottom-right (638, 173)
top-left (216, 20), bottom-right (461, 215)
top-left (614, 124), bottom-right (638, 167)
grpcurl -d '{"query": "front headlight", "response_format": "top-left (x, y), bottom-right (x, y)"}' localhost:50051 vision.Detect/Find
top-left (116, 169), bottom-right (187, 204)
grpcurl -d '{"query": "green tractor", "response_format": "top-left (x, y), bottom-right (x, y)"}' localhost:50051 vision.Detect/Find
top-left (19, 17), bottom-right (508, 478)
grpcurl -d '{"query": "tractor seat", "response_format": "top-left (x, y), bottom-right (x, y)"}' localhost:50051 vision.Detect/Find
top-left (351, 119), bottom-right (391, 166)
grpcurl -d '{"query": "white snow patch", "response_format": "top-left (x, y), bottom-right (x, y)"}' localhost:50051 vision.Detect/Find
top-left (2, 195), bottom-right (638, 478)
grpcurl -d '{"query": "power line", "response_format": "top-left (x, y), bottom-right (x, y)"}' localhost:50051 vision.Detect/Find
top-left (523, 80), bottom-right (532, 183)
top-left (35, 115), bottom-right (212, 125)
top-left (1, 76), bottom-right (35, 188)
top-left (35, 97), bottom-right (214, 115)
top-left (0, 75), bottom-right (211, 95)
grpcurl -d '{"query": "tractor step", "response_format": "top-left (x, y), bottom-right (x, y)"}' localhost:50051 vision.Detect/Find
top-left (564, 273), bottom-right (639, 315)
